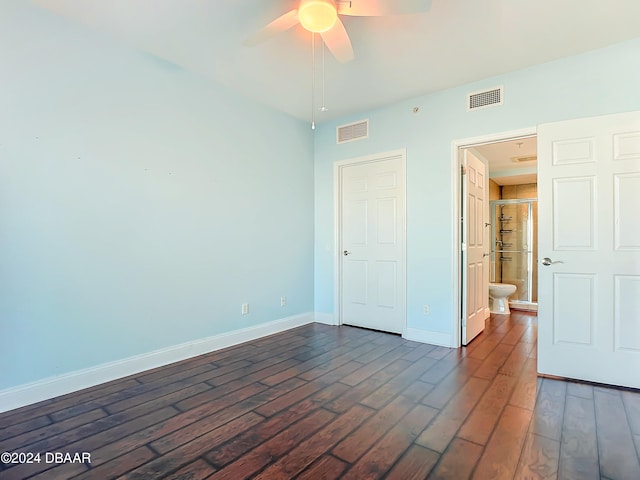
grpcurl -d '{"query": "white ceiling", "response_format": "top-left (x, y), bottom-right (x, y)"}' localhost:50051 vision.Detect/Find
top-left (31, 0), bottom-right (640, 124)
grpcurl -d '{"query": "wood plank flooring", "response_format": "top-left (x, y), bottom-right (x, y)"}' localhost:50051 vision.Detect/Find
top-left (1, 312), bottom-right (640, 479)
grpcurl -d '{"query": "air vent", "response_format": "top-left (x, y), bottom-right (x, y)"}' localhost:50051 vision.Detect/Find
top-left (337, 119), bottom-right (369, 144)
top-left (512, 155), bottom-right (537, 163)
top-left (467, 86), bottom-right (504, 111)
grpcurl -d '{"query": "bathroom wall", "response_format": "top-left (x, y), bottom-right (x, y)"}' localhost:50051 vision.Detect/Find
top-left (501, 184), bottom-right (537, 200)
top-left (489, 179), bottom-right (501, 201)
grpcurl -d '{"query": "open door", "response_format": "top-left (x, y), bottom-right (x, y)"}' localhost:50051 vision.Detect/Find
top-left (461, 149), bottom-right (490, 345)
top-left (537, 110), bottom-right (640, 388)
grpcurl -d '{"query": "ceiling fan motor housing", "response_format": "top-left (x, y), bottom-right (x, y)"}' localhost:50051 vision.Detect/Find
top-left (298, 0), bottom-right (338, 33)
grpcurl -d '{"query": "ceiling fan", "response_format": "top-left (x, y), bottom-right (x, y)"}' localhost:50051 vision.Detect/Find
top-left (244, 0), bottom-right (432, 63)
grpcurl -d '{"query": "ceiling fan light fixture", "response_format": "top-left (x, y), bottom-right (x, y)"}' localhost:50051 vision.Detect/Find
top-left (298, 0), bottom-right (338, 33)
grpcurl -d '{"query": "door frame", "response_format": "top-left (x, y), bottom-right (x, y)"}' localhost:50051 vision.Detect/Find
top-left (333, 148), bottom-right (407, 333)
top-left (451, 128), bottom-right (536, 347)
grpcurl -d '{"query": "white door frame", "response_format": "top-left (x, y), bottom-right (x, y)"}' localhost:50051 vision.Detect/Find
top-left (333, 148), bottom-right (407, 333)
top-left (451, 128), bottom-right (536, 347)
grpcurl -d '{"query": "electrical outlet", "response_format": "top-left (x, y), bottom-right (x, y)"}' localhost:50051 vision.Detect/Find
top-left (423, 305), bottom-right (430, 315)
top-left (280, 296), bottom-right (286, 307)
top-left (241, 303), bottom-right (249, 315)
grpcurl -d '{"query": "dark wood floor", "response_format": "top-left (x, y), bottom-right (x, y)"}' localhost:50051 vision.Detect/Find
top-left (1, 312), bottom-right (640, 479)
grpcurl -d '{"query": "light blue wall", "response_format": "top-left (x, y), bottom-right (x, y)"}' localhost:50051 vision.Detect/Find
top-left (0, 3), bottom-right (314, 389)
top-left (314, 38), bottom-right (640, 338)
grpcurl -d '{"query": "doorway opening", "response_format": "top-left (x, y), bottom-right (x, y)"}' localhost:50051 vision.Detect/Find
top-left (452, 128), bottom-right (537, 347)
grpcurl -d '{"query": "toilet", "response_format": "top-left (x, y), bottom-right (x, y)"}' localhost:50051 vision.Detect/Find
top-left (489, 282), bottom-right (517, 314)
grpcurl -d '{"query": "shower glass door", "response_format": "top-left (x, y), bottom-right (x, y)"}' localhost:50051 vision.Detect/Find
top-left (491, 199), bottom-right (538, 306)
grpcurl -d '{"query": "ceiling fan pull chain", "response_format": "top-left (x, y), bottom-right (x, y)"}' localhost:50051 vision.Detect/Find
top-left (322, 39), bottom-right (325, 109)
top-left (311, 32), bottom-right (316, 130)
top-left (320, 36), bottom-right (328, 112)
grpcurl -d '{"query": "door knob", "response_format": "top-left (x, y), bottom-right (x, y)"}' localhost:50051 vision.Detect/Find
top-left (343, 250), bottom-right (351, 256)
top-left (542, 257), bottom-right (563, 266)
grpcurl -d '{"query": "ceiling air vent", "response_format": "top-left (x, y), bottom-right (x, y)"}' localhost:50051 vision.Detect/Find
top-left (337, 119), bottom-right (369, 144)
top-left (512, 155), bottom-right (537, 163)
top-left (467, 86), bottom-right (504, 111)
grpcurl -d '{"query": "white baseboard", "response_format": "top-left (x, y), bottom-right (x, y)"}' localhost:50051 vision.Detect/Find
top-left (0, 312), bottom-right (315, 413)
top-left (404, 327), bottom-right (453, 348)
top-left (510, 302), bottom-right (538, 312)
top-left (314, 312), bottom-right (337, 325)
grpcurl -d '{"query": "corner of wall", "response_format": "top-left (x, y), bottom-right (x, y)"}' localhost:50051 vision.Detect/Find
top-left (404, 327), bottom-right (454, 348)
top-left (314, 312), bottom-right (338, 326)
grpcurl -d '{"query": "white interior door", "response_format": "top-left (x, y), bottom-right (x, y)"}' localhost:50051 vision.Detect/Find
top-left (461, 149), bottom-right (490, 345)
top-left (340, 154), bottom-right (405, 334)
top-left (538, 110), bottom-right (640, 388)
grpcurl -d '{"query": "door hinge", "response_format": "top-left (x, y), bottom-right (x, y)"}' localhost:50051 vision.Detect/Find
top-left (461, 165), bottom-right (467, 175)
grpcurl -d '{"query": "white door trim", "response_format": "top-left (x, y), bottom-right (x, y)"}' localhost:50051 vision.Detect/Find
top-left (333, 148), bottom-right (407, 333)
top-left (451, 128), bottom-right (536, 347)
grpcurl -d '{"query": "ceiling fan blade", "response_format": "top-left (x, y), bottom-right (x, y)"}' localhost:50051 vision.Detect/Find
top-left (243, 9), bottom-right (300, 46)
top-left (337, 0), bottom-right (431, 16)
top-left (320, 17), bottom-right (354, 63)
